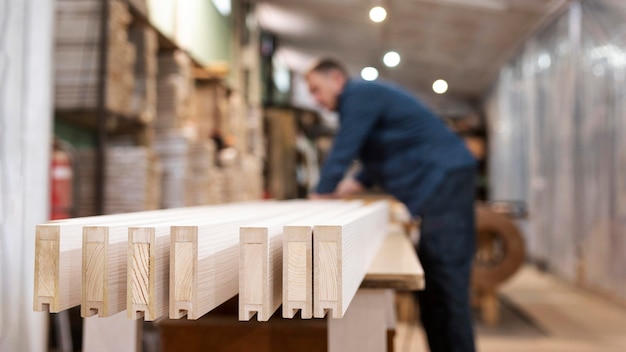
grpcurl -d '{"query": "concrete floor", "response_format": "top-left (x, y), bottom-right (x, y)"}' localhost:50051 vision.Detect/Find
top-left (395, 266), bottom-right (626, 352)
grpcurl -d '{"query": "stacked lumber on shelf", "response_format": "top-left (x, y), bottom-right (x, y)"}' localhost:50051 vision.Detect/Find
top-left (240, 155), bottom-right (264, 201)
top-left (193, 82), bottom-right (218, 140)
top-left (248, 105), bottom-right (266, 158)
top-left (188, 141), bottom-right (217, 206)
top-left (54, 0), bottom-right (136, 115)
top-left (217, 152), bottom-right (264, 203)
top-left (153, 131), bottom-right (193, 209)
top-left (207, 168), bottom-right (227, 205)
top-left (76, 147), bottom-right (161, 216)
top-left (128, 25), bottom-right (158, 125)
top-left (156, 51), bottom-right (194, 130)
top-left (128, 0), bottom-right (148, 16)
top-left (33, 200), bottom-right (393, 323)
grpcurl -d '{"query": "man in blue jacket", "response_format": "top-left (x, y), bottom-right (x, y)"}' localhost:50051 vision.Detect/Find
top-left (307, 58), bottom-right (477, 352)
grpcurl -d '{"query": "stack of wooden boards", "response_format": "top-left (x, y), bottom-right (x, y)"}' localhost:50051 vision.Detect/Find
top-left (156, 50), bottom-right (194, 131)
top-left (153, 131), bottom-right (194, 209)
top-left (55, 0), bottom-right (136, 115)
top-left (128, 24), bottom-right (158, 124)
top-left (33, 200), bottom-right (389, 322)
top-left (76, 147), bottom-right (161, 216)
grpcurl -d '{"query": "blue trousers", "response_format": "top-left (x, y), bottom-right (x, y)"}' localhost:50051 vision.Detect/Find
top-left (415, 168), bottom-right (476, 352)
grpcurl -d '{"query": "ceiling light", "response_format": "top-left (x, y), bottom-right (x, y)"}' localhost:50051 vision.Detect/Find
top-left (369, 6), bottom-right (387, 22)
top-left (361, 67), bottom-right (379, 81)
top-left (383, 51), bottom-right (401, 68)
top-left (432, 79), bottom-right (448, 94)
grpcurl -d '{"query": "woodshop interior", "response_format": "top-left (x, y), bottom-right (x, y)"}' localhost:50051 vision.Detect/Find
top-left (3, 0), bottom-right (626, 351)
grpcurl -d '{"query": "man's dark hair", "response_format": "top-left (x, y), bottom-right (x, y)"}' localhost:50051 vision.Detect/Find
top-left (306, 58), bottom-right (349, 78)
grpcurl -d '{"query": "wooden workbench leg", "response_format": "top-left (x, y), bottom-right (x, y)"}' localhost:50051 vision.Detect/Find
top-left (83, 311), bottom-right (142, 352)
top-left (327, 289), bottom-right (395, 352)
top-left (481, 287), bottom-right (499, 326)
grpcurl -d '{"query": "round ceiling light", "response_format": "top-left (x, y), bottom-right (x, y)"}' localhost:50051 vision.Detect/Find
top-left (383, 51), bottom-right (401, 68)
top-left (361, 67), bottom-right (379, 81)
top-left (432, 79), bottom-right (449, 94)
top-left (369, 6), bottom-right (387, 23)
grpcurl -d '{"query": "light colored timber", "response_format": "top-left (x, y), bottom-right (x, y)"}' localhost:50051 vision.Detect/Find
top-left (282, 201), bottom-right (364, 319)
top-left (82, 203), bottom-right (283, 318)
top-left (239, 202), bottom-right (346, 321)
top-left (313, 201), bottom-right (390, 319)
top-left (124, 201), bottom-right (293, 320)
top-left (34, 206), bottom-right (224, 312)
top-left (127, 226), bottom-right (168, 321)
top-left (82, 224), bottom-right (129, 317)
top-left (169, 204), bottom-right (299, 320)
top-left (34, 224), bottom-right (79, 312)
top-left (361, 224), bottom-right (425, 291)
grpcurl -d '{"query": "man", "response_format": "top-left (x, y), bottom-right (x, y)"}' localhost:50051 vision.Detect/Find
top-left (306, 58), bottom-right (477, 352)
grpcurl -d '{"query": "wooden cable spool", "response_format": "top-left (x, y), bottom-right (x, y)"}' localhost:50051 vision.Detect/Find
top-left (472, 204), bottom-right (525, 290)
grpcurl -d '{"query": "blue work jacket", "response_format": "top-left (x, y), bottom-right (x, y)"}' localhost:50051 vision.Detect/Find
top-left (316, 79), bottom-right (476, 216)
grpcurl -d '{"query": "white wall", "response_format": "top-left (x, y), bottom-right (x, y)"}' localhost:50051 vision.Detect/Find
top-left (0, 0), bottom-right (54, 350)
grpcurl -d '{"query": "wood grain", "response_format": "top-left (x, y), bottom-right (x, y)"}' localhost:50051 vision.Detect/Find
top-left (170, 213), bottom-right (276, 320)
top-left (125, 201), bottom-right (294, 321)
top-left (82, 225), bottom-right (127, 318)
top-left (313, 201), bottom-right (390, 318)
top-left (282, 201), bottom-right (363, 319)
top-left (239, 202), bottom-right (343, 321)
top-left (127, 226), bottom-right (170, 321)
top-left (361, 225), bottom-right (425, 291)
top-left (80, 206), bottom-right (255, 317)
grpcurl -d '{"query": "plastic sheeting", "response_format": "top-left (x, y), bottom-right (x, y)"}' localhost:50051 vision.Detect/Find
top-left (0, 0), bottom-right (53, 350)
top-left (486, 0), bottom-right (626, 299)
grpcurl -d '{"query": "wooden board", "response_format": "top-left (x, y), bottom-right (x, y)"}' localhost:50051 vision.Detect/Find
top-left (127, 201), bottom-right (309, 320)
top-left (361, 224), bottom-right (425, 291)
top-left (83, 204), bottom-right (278, 318)
top-left (126, 202), bottom-right (283, 320)
top-left (34, 224), bottom-right (82, 312)
top-left (313, 201), bottom-right (390, 319)
top-left (239, 202), bottom-right (344, 322)
top-left (169, 204), bottom-right (296, 320)
top-left (34, 206), bottom-right (213, 312)
top-left (127, 226), bottom-right (169, 321)
top-left (282, 201), bottom-right (364, 319)
top-left (82, 224), bottom-right (131, 317)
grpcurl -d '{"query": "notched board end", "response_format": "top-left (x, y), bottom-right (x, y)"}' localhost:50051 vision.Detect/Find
top-left (33, 297), bottom-right (53, 313)
top-left (81, 302), bottom-right (104, 318)
top-left (128, 308), bottom-right (146, 320)
top-left (239, 304), bottom-right (264, 321)
top-left (171, 301), bottom-right (191, 320)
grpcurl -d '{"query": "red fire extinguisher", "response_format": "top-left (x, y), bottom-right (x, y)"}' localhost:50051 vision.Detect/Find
top-left (50, 140), bottom-right (74, 220)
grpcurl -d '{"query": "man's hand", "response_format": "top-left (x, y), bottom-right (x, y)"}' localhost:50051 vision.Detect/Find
top-left (335, 178), bottom-right (364, 198)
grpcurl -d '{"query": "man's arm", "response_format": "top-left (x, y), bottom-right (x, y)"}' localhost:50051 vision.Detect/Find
top-left (316, 88), bottom-right (381, 194)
